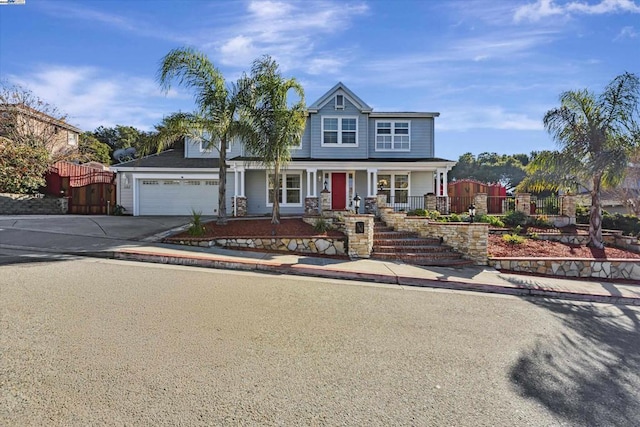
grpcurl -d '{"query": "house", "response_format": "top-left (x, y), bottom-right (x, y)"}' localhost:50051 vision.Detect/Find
top-left (111, 83), bottom-right (456, 216)
top-left (0, 103), bottom-right (82, 159)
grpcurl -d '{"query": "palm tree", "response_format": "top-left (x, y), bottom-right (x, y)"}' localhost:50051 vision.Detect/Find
top-left (243, 56), bottom-right (306, 224)
top-left (518, 72), bottom-right (640, 248)
top-left (157, 48), bottom-right (254, 225)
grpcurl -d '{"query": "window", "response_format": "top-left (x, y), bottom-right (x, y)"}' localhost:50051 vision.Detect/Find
top-left (267, 172), bottom-right (302, 206)
top-left (200, 138), bottom-right (232, 152)
top-left (377, 173), bottom-right (409, 204)
top-left (205, 180), bottom-right (219, 186)
top-left (185, 180), bottom-right (201, 186)
top-left (335, 94), bottom-right (344, 109)
top-left (375, 121), bottom-right (410, 151)
top-left (142, 180), bottom-right (159, 185)
top-left (163, 180), bottom-right (180, 185)
top-left (67, 132), bottom-right (78, 146)
top-left (322, 116), bottom-right (358, 146)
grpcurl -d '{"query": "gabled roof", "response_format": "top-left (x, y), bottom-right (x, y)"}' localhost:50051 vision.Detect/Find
top-left (111, 149), bottom-right (220, 169)
top-left (308, 82), bottom-right (372, 113)
top-left (0, 103), bottom-right (82, 133)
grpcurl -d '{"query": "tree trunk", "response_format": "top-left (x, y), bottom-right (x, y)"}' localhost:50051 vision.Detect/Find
top-left (588, 174), bottom-right (604, 249)
top-left (217, 136), bottom-right (228, 225)
top-left (272, 161), bottom-right (280, 224)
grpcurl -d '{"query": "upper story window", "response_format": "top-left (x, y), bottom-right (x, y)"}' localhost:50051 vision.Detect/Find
top-left (67, 132), bottom-right (78, 146)
top-left (375, 121), bottom-right (410, 151)
top-left (200, 138), bottom-right (231, 153)
top-left (322, 116), bottom-right (358, 146)
top-left (335, 94), bottom-right (345, 110)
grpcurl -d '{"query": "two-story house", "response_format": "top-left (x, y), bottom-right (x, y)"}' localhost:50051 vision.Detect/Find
top-left (0, 103), bottom-right (81, 159)
top-left (112, 83), bottom-right (455, 216)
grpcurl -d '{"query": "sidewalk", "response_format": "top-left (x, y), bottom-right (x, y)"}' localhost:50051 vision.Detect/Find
top-left (98, 242), bottom-right (640, 306)
top-left (1, 216), bottom-right (639, 305)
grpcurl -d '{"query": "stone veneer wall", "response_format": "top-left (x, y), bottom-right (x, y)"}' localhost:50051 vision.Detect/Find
top-left (489, 258), bottom-right (640, 281)
top-left (0, 193), bottom-right (68, 215)
top-left (341, 214), bottom-right (374, 258)
top-left (232, 196), bottom-right (247, 217)
top-left (380, 207), bottom-right (488, 264)
top-left (168, 236), bottom-right (346, 256)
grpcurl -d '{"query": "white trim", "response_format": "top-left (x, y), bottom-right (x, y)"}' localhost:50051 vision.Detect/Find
top-left (370, 112), bottom-right (439, 118)
top-left (265, 171), bottom-right (303, 207)
top-left (321, 115), bottom-right (359, 147)
top-left (375, 120), bottom-right (411, 152)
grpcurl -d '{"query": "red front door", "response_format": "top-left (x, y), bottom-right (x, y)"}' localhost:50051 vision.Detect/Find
top-left (331, 173), bottom-right (347, 209)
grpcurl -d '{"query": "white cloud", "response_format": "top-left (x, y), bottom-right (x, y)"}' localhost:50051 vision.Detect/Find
top-left (438, 106), bottom-right (544, 132)
top-left (515, 0), bottom-right (640, 22)
top-left (210, 1), bottom-right (369, 72)
top-left (615, 25), bottom-right (639, 39)
top-left (7, 66), bottom-right (190, 132)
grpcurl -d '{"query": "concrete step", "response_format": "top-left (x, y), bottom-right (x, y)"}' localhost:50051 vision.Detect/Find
top-left (371, 253), bottom-right (473, 267)
top-left (373, 245), bottom-right (453, 254)
top-left (374, 237), bottom-right (442, 246)
top-left (374, 231), bottom-right (420, 239)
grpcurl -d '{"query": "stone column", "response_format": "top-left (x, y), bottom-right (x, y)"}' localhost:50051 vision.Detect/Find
top-left (365, 197), bottom-right (377, 215)
top-left (342, 214), bottom-right (374, 258)
top-left (474, 193), bottom-right (487, 216)
top-left (560, 194), bottom-right (576, 224)
top-left (320, 188), bottom-right (331, 212)
top-left (232, 196), bottom-right (247, 217)
top-left (377, 193), bottom-right (387, 209)
top-left (305, 196), bottom-right (319, 215)
top-left (424, 193), bottom-right (436, 211)
top-left (515, 193), bottom-right (531, 216)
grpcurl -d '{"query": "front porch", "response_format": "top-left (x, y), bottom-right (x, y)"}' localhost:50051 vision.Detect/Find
top-left (229, 159), bottom-right (454, 217)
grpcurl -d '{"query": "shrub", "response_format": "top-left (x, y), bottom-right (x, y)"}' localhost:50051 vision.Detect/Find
top-left (0, 142), bottom-right (50, 194)
top-left (502, 234), bottom-right (525, 245)
top-left (503, 210), bottom-right (528, 227)
top-left (602, 212), bottom-right (640, 236)
top-left (427, 210), bottom-right (441, 220)
top-left (113, 204), bottom-right (126, 215)
top-left (448, 213), bottom-right (462, 222)
top-left (313, 217), bottom-right (330, 233)
top-left (576, 205), bottom-right (589, 224)
top-left (187, 210), bottom-right (206, 236)
top-left (530, 215), bottom-right (552, 228)
top-left (407, 208), bottom-right (427, 217)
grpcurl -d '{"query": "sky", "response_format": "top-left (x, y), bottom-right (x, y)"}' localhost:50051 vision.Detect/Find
top-left (0, 0), bottom-right (639, 161)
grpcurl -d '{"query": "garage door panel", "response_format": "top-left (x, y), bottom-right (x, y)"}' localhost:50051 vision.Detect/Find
top-left (138, 179), bottom-right (219, 215)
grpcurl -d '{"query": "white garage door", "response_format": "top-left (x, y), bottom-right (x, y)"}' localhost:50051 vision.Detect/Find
top-left (138, 179), bottom-right (219, 215)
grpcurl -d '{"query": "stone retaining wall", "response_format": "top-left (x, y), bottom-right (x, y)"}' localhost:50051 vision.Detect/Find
top-left (380, 207), bottom-right (488, 264)
top-left (166, 236), bottom-right (346, 256)
top-left (0, 193), bottom-right (68, 215)
top-left (489, 258), bottom-right (640, 281)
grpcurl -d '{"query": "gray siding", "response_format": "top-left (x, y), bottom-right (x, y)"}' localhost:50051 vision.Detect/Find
top-left (185, 136), bottom-right (243, 159)
top-left (291, 119), bottom-right (311, 158)
top-left (368, 117), bottom-right (434, 159)
top-left (245, 169), bottom-right (307, 216)
top-left (309, 98), bottom-right (368, 159)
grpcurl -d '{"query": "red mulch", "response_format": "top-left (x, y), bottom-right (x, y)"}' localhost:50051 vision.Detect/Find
top-left (488, 234), bottom-right (640, 259)
top-left (172, 217), bottom-right (344, 239)
top-left (171, 217), bottom-right (640, 260)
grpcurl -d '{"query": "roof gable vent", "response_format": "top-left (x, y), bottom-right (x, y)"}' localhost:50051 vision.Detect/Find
top-left (335, 94), bottom-right (345, 110)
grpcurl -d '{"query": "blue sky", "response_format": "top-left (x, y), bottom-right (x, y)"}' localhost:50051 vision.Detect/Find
top-left (1, 0), bottom-right (639, 161)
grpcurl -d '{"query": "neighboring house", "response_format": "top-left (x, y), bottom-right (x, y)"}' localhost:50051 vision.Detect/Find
top-left (111, 82), bottom-right (456, 216)
top-left (0, 103), bottom-right (81, 159)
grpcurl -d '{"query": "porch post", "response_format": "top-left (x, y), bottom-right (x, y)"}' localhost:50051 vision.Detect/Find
top-left (239, 167), bottom-right (245, 197)
top-left (435, 170), bottom-right (441, 196)
top-left (441, 168), bottom-right (449, 197)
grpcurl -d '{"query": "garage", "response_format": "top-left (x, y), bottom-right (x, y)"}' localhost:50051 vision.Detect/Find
top-left (137, 178), bottom-right (219, 216)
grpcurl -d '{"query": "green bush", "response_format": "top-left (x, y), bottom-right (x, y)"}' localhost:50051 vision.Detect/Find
top-left (187, 210), bottom-right (206, 236)
top-left (530, 214), bottom-right (552, 228)
top-left (313, 217), bottom-right (330, 233)
top-left (0, 142), bottom-right (50, 194)
top-left (602, 212), bottom-right (640, 236)
top-left (407, 208), bottom-right (427, 217)
top-left (427, 210), bottom-right (441, 220)
top-left (448, 213), bottom-right (462, 222)
top-left (502, 234), bottom-right (525, 245)
top-left (576, 205), bottom-right (589, 224)
top-left (503, 210), bottom-right (528, 227)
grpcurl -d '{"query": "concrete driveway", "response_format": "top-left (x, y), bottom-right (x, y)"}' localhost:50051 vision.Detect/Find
top-left (0, 215), bottom-right (210, 241)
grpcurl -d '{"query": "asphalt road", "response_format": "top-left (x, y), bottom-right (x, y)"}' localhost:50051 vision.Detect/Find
top-left (1, 255), bottom-right (639, 426)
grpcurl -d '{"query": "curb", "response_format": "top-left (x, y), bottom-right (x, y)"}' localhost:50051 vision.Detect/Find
top-left (110, 250), bottom-right (640, 306)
